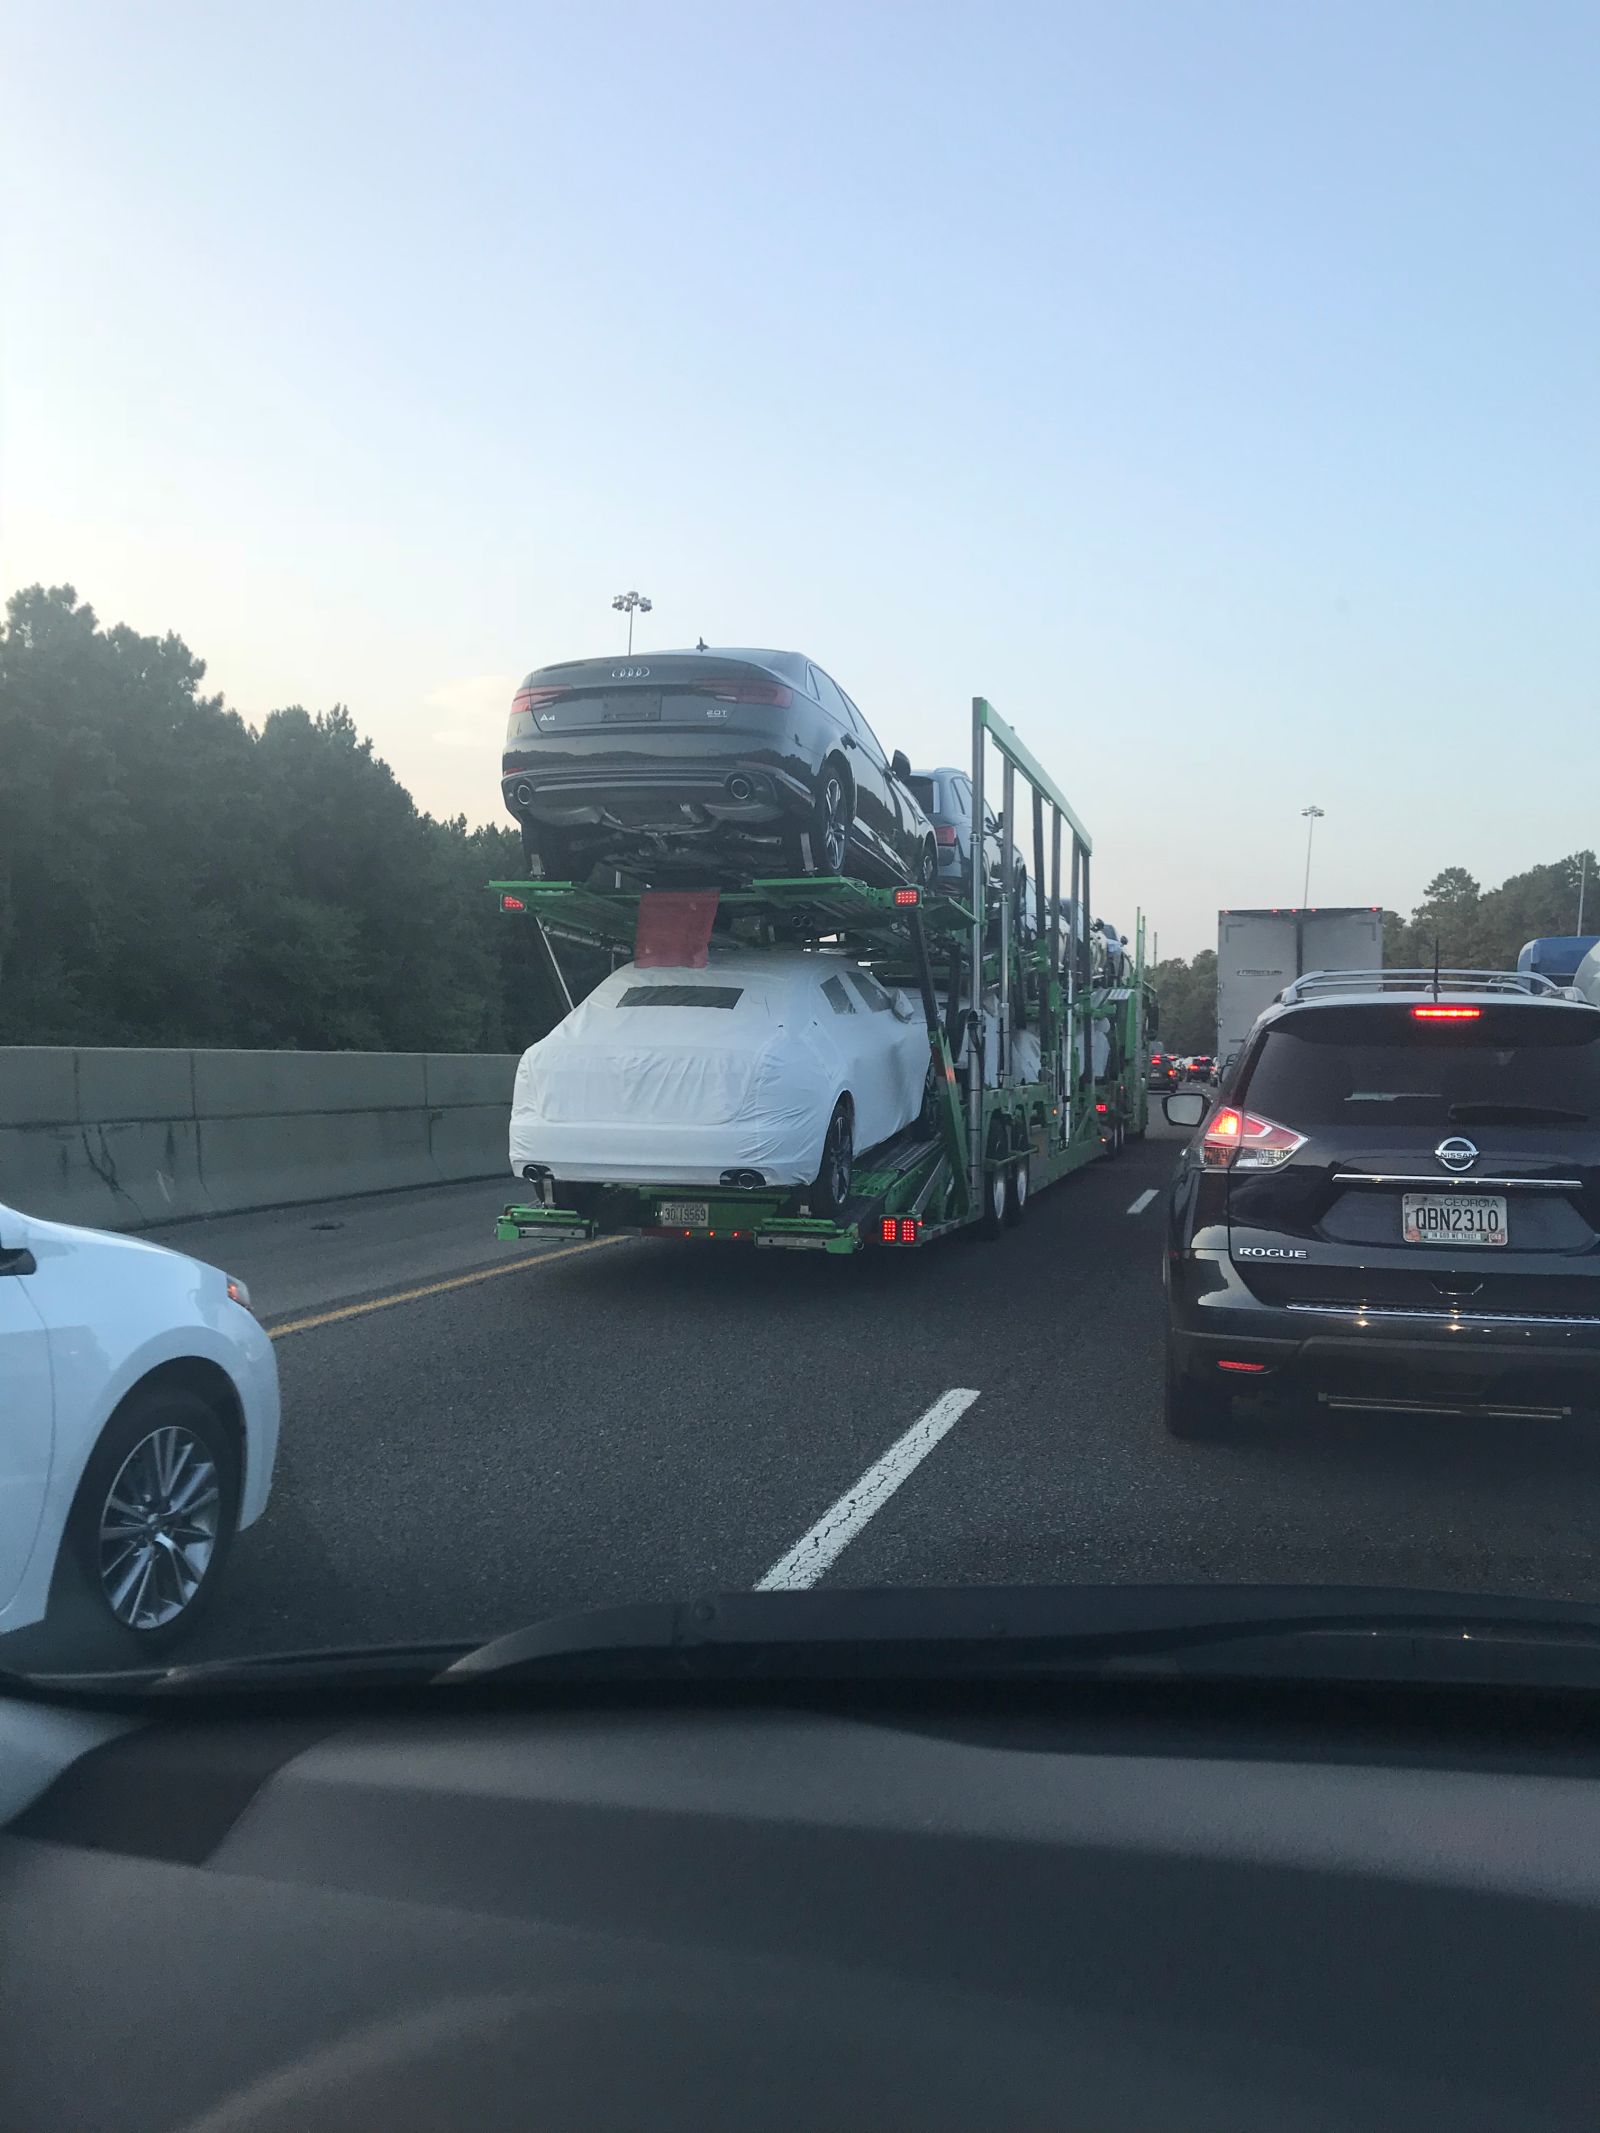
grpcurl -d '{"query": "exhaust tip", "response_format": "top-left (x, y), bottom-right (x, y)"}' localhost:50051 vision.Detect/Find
top-left (512, 781), bottom-right (534, 808)
top-left (720, 1168), bottom-right (766, 1189)
top-left (725, 774), bottom-right (753, 803)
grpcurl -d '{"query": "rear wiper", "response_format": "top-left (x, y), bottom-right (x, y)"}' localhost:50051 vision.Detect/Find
top-left (1447, 1102), bottom-right (1589, 1125)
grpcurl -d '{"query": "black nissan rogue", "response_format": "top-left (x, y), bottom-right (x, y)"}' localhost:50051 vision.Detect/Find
top-left (1162, 969), bottom-right (1600, 1436)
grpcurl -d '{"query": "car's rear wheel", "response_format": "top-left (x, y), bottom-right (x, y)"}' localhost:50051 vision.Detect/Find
top-left (1163, 1341), bottom-right (1232, 1440)
top-left (918, 837), bottom-right (938, 893)
top-left (801, 760), bottom-right (851, 877)
top-left (40, 1386), bottom-right (242, 1667)
top-left (811, 1099), bottom-right (854, 1218)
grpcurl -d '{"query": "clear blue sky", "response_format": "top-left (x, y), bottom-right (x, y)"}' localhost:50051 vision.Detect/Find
top-left (5, 1), bottom-right (1597, 956)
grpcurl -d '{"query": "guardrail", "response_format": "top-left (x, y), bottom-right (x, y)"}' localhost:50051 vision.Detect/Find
top-left (1, 1047), bottom-right (518, 1231)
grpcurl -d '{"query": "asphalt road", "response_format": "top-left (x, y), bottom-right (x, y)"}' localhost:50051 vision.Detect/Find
top-left (156, 1110), bottom-right (1600, 1667)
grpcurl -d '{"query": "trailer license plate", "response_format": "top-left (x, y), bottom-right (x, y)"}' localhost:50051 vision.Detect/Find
top-left (1402, 1194), bottom-right (1508, 1246)
top-left (657, 1200), bottom-right (709, 1227)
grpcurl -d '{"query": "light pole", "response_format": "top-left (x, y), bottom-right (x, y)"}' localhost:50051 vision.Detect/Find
top-left (611, 590), bottom-right (653, 655)
top-left (1301, 805), bottom-right (1324, 905)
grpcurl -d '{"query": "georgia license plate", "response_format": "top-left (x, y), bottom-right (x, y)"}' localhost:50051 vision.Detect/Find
top-left (1402, 1194), bottom-right (1508, 1246)
top-left (657, 1200), bottom-right (710, 1227)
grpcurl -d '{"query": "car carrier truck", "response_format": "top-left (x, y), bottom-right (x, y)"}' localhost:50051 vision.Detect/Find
top-left (491, 697), bottom-right (1149, 1253)
top-left (1216, 906), bottom-right (1383, 1069)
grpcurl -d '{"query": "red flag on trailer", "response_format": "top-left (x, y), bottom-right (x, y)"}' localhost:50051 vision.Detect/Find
top-left (635, 890), bottom-right (720, 969)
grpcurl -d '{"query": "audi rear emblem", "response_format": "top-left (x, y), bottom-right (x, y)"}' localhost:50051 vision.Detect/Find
top-left (1434, 1136), bottom-right (1479, 1173)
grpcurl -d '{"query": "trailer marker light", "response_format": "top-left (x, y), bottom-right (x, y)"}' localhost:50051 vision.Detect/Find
top-left (1412, 1005), bottom-right (1481, 1021)
top-left (881, 1217), bottom-right (897, 1243)
top-left (1218, 1359), bottom-right (1268, 1374)
top-left (1095, 1101), bottom-right (1108, 1114)
top-left (500, 895), bottom-right (527, 912)
top-left (894, 887), bottom-right (920, 906)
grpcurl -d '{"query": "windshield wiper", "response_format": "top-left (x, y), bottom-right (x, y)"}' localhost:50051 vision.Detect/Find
top-left (1447, 1101), bottom-right (1589, 1125)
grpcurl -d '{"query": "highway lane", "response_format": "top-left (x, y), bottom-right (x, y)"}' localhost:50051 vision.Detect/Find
top-left (187, 1109), bottom-right (1600, 1664)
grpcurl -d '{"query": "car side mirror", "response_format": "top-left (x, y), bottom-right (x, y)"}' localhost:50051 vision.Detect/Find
top-left (0, 1246), bottom-right (36, 1277)
top-left (1164, 1091), bottom-right (1209, 1129)
top-left (891, 748), bottom-right (912, 783)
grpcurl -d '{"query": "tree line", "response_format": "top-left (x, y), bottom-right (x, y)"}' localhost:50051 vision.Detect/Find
top-left (1148, 856), bottom-right (1596, 1057)
top-left (0, 584), bottom-right (577, 1053)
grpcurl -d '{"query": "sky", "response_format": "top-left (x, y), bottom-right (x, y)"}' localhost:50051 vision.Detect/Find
top-left (4, 0), bottom-right (1597, 957)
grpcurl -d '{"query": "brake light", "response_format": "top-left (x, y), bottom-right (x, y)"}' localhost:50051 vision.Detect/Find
top-left (894, 887), bottom-right (920, 906)
top-left (511, 686), bottom-right (570, 714)
top-left (879, 1217), bottom-right (920, 1244)
top-left (1095, 1101), bottom-right (1108, 1114)
top-left (1412, 1005), bottom-right (1482, 1021)
top-left (699, 679), bottom-right (793, 707)
top-left (1151, 1053), bottom-right (1162, 1063)
top-left (934, 824), bottom-right (959, 846)
top-left (1217, 1359), bottom-right (1268, 1374)
top-left (500, 895), bottom-right (527, 912)
top-left (1202, 1106), bottom-right (1306, 1170)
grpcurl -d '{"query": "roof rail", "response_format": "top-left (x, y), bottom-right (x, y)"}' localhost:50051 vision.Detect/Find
top-left (1279, 968), bottom-right (1566, 1005)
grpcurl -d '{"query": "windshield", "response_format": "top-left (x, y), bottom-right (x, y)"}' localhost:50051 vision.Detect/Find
top-left (5, 10), bottom-right (1600, 1693)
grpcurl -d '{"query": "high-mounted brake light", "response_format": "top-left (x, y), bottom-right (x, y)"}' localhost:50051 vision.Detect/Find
top-left (1412, 1005), bottom-right (1482, 1021)
top-left (500, 895), bottom-right (527, 912)
top-left (894, 887), bottom-right (920, 906)
top-left (1202, 1105), bottom-right (1306, 1170)
top-left (934, 824), bottom-right (959, 846)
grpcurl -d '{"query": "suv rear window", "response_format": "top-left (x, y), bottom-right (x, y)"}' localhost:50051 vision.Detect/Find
top-left (904, 775), bottom-right (937, 811)
top-left (618, 986), bottom-right (743, 1009)
top-left (1241, 1003), bottom-right (1600, 1127)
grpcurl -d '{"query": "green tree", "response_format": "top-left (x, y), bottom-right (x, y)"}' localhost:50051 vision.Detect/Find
top-left (0, 584), bottom-right (566, 1053)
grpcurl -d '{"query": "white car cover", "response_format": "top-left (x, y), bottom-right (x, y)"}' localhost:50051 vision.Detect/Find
top-left (510, 949), bottom-right (930, 1189)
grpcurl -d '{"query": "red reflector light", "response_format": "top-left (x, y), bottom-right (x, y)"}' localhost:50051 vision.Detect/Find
top-left (894, 887), bottom-right (920, 906)
top-left (1412, 1005), bottom-right (1482, 1021)
top-left (934, 824), bottom-right (959, 846)
top-left (1218, 1360), bottom-right (1268, 1374)
top-left (500, 895), bottom-right (526, 912)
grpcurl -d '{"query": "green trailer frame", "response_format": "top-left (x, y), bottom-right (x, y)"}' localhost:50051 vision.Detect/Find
top-left (493, 696), bottom-right (1149, 1253)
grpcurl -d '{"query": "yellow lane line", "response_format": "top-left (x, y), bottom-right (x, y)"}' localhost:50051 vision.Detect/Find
top-left (267, 1235), bottom-right (628, 1341)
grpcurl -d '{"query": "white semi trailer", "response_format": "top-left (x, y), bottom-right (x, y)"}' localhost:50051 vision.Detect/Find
top-left (1216, 907), bottom-right (1384, 1067)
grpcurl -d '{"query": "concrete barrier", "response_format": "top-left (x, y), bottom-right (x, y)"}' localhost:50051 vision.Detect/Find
top-left (0, 1047), bottom-right (519, 1231)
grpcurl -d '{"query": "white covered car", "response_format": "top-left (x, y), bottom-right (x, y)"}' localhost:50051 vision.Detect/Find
top-left (0, 1200), bottom-right (280, 1668)
top-left (510, 949), bottom-right (930, 1214)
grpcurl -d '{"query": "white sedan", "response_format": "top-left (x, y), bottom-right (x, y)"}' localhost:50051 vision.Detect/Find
top-left (0, 1200), bottom-right (279, 1668)
top-left (510, 948), bottom-right (930, 1215)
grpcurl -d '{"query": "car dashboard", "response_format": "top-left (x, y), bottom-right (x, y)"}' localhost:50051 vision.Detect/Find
top-left (1, 1682), bottom-right (1598, 2130)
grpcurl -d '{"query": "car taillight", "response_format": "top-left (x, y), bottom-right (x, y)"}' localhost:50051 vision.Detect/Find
top-left (1412, 1005), bottom-right (1482, 1021)
top-left (934, 824), bottom-right (959, 846)
top-left (512, 686), bottom-right (570, 714)
top-left (698, 679), bottom-right (794, 707)
top-left (1202, 1106), bottom-right (1306, 1170)
top-left (1151, 1053), bottom-right (1162, 1063)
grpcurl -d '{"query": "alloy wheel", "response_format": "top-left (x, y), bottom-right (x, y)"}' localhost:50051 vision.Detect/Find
top-left (97, 1425), bottom-right (222, 1631)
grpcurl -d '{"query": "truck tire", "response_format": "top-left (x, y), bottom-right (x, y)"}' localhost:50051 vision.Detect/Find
top-left (978, 1121), bottom-right (1010, 1240)
top-left (1004, 1156), bottom-right (1029, 1227)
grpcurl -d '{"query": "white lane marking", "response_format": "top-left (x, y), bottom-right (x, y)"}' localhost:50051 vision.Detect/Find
top-left (1127, 1188), bottom-right (1158, 1215)
top-left (755, 1388), bottom-right (981, 1592)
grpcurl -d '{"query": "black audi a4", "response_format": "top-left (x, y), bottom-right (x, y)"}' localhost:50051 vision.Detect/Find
top-left (501, 648), bottom-right (937, 890)
top-left (1162, 968), bottom-right (1600, 1437)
